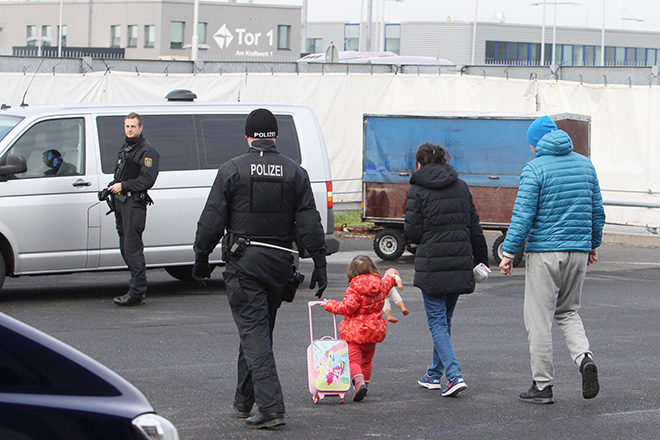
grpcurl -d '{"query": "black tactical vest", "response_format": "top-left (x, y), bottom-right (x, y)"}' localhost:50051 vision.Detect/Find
top-left (227, 148), bottom-right (297, 242)
top-left (115, 142), bottom-right (143, 182)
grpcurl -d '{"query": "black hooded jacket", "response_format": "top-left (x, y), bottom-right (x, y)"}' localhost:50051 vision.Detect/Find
top-left (404, 163), bottom-right (488, 297)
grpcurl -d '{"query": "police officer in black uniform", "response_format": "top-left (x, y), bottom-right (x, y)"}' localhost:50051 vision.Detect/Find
top-left (108, 112), bottom-right (159, 306)
top-left (192, 108), bottom-right (327, 429)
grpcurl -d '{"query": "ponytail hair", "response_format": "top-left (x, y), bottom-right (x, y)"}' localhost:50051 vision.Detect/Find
top-left (416, 143), bottom-right (449, 167)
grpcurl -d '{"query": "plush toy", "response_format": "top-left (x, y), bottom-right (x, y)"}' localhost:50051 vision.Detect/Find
top-left (382, 271), bottom-right (409, 323)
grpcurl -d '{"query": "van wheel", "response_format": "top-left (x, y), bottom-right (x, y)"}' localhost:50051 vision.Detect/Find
top-left (165, 265), bottom-right (214, 282)
top-left (0, 252), bottom-right (5, 291)
top-left (373, 229), bottom-right (405, 261)
top-left (492, 234), bottom-right (524, 267)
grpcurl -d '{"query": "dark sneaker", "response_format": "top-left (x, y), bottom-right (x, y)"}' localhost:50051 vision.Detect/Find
top-left (233, 403), bottom-right (252, 419)
top-left (442, 377), bottom-right (467, 397)
top-left (353, 384), bottom-right (368, 402)
top-left (113, 292), bottom-right (145, 306)
top-left (418, 373), bottom-right (443, 390)
top-left (519, 383), bottom-right (554, 404)
top-left (580, 355), bottom-right (600, 399)
top-left (245, 411), bottom-right (286, 429)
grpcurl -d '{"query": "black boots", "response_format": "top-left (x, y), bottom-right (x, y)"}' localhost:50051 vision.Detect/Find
top-left (580, 355), bottom-right (600, 399)
top-left (519, 383), bottom-right (554, 404)
top-left (233, 403), bottom-right (252, 419)
top-left (245, 411), bottom-right (286, 429)
top-left (113, 292), bottom-right (145, 306)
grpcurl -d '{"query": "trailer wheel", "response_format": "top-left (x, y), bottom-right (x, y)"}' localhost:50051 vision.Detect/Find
top-left (492, 234), bottom-right (524, 267)
top-left (374, 229), bottom-right (405, 261)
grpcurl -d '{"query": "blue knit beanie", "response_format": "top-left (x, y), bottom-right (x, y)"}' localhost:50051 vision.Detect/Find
top-left (527, 116), bottom-right (557, 147)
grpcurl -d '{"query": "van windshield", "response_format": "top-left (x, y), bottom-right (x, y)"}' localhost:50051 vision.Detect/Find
top-left (0, 115), bottom-right (23, 143)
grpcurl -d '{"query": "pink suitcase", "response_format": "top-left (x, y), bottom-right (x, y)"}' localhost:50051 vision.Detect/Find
top-left (307, 301), bottom-right (351, 403)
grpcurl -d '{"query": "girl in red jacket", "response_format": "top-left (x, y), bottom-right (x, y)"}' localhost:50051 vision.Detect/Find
top-left (322, 255), bottom-right (401, 402)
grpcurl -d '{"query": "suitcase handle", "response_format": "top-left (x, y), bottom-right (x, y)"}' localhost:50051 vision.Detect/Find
top-left (308, 301), bottom-right (338, 343)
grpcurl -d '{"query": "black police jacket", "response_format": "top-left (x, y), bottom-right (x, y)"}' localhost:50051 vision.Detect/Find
top-left (404, 162), bottom-right (488, 297)
top-left (194, 140), bottom-right (326, 261)
top-left (111, 134), bottom-right (160, 193)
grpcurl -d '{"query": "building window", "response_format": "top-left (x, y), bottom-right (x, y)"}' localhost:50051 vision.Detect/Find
top-left (26, 25), bottom-right (37, 46)
top-left (170, 21), bottom-right (184, 49)
top-left (41, 25), bottom-right (52, 47)
top-left (277, 25), bottom-right (291, 50)
top-left (605, 46), bottom-right (615, 65)
top-left (384, 24), bottom-right (400, 54)
top-left (594, 46), bottom-right (602, 65)
top-left (144, 25), bottom-right (155, 48)
top-left (647, 48), bottom-right (658, 66)
top-left (305, 38), bottom-right (323, 54)
top-left (110, 25), bottom-right (121, 47)
top-left (584, 45), bottom-right (595, 66)
top-left (614, 47), bottom-right (625, 65)
top-left (485, 41), bottom-right (495, 63)
top-left (518, 42), bottom-right (529, 64)
top-left (127, 25), bottom-right (138, 48)
top-left (635, 48), bottom-right (645, 66)
top-left (344, 23), bottom-right (359, 51)
top-left (198, 22), bottom-right (207, 45)
top-left (57, 25), bottom-right (68, 47)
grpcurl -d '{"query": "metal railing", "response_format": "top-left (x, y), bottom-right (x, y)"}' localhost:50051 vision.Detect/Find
top-left (13, 46), bottom-right (125, 59)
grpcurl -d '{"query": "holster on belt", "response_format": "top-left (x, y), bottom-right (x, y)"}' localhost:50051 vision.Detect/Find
top-left (221, 232), bottom-right (247, 261)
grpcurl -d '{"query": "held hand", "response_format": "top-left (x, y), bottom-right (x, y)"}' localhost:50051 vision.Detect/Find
top-left (499, 256), bottom-right (514, 276)
top-left (192, 257), bottom-right (211, 282)
top-left (384, 268), bottom-right (403, 290)
top-left (108, 182), bottom-right (122, 194)
top-left (587, 250), bottom-right (598, 265)
top-left (309, 266), bottom-right (328, 298)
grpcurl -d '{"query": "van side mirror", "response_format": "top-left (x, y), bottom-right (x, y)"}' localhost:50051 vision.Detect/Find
top-left (0, 154), bottom-right (28, 179)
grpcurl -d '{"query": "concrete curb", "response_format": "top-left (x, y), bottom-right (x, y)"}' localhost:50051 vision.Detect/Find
top-left (602, 231), bottom-right (660, 248)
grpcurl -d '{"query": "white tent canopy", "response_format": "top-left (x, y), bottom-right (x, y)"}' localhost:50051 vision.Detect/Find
top-left (0, 71), bottom-right (657, 227)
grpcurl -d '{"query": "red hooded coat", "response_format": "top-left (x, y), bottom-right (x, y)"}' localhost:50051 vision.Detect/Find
top-left (324, 273), bottom-right (396, 345)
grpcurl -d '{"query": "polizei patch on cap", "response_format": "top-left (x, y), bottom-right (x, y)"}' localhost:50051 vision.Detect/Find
top-left (252, 131), bottom-right (277, 138)
top-left (144, 157), bottom-right (153, 167)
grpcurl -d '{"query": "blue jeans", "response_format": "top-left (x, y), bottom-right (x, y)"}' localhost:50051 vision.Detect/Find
top-left (422, 292), bottom-right (462, 381)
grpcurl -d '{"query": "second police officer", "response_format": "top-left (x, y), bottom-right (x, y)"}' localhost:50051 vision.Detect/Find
top-left (192, 108), bottom-right (328, 429)
top-left (107, 112), bottom-right (160, 307)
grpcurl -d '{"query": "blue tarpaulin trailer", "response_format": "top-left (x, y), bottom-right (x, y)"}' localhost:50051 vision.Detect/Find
top-left (362, 112), bottom-right (591, 262)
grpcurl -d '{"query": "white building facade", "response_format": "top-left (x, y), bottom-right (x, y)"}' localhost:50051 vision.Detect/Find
top-left (306, 20), bottom-right (660, 66)
top-left (0, 0), bottom-right (301, 61)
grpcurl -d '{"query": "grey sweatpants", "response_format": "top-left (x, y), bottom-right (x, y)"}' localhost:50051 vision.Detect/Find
top-left (524, 251), bottom-right (592, 388)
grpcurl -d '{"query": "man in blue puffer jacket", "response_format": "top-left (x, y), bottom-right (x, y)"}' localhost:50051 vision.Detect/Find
top-left (499, 115), bottom-right (605, 404)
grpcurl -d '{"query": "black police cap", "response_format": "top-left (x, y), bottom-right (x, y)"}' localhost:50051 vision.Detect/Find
top-left (245, 108), bottom-right (278, 138)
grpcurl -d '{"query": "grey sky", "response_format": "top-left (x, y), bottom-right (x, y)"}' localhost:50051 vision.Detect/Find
top-left (249, 0), bottom-right (660, 32)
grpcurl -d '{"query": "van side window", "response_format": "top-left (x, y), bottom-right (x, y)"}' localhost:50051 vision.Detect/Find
top-left (196, 114), bottom-right (301, 168)
top-left (3, 118), bottom-right (85, 179)
top-left (97, 115), bottom-right (197, 174)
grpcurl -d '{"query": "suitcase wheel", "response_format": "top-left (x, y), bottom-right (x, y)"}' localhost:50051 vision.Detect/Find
top-left (339, 393), bottom-right (345, 403)
top-left (312, 393), bottom-right (319, 404)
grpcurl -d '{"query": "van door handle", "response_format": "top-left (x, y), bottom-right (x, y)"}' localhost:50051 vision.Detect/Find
top-left (398, 172), bottom-right (410, 176)
top-left (488, 176), bottom-right (500, 180)
top-left (72, 179), bottom-right (92, 187)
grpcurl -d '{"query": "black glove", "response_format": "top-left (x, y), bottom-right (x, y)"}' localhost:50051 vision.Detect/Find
top-left (309, 266), bottom-right (327, 298)
top-left (192, 255), bottom-right (211, 282)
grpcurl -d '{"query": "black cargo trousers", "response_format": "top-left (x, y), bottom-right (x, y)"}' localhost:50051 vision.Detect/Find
top-left (114, 196), bottom-right (148, 298)
top-left (223, 245), bottom-right (293, 415)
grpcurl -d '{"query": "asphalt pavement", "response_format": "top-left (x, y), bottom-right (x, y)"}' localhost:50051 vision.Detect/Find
top-left (1, 233), bottom-right (659, 440)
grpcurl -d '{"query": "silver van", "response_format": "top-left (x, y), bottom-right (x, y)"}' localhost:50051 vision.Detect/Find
top-left (0, 99), bottom-right (339, 290)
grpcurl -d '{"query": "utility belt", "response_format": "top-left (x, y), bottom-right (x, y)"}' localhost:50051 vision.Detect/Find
top-left (221, 232), bottom-right (304, 303)
top-left (221, 232), bottom-right (297, 261)
top-left (121, 191), bottom-right (154, 205)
